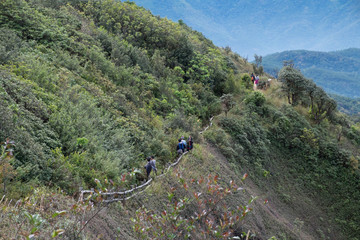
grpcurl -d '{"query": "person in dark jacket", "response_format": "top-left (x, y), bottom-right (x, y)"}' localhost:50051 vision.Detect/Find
top-left (187, 136), bottom-right (193, 151)
top-left (150, 156), bottom-right (157, 175)
top-left (144, 157), bottom-right (152, 179)
top-left (251, 73), bottom-right (255, 83)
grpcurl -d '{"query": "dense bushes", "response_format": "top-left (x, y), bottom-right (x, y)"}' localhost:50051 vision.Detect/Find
top-left (0, 71), bottom-right (60, 186)
top-left (0, 28), bottom-right (22, 64)
top-left (0, 0), bottom-right (246, 196)
top-left (0, 0), bottom-right (359, 238)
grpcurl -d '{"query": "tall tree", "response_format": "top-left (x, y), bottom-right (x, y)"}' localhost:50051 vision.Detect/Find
top-left (310, 88), bottom-right (337, 124)
top-left (278, 66), bottom-right (308, 105)
top-left (254, 54), bottom-right (262, 67)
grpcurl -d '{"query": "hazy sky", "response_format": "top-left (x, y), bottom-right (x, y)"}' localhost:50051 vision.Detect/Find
top-left (131, 0), bottom-right (360, 59)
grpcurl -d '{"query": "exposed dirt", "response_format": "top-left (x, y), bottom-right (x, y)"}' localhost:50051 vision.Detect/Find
top-left (206, 143), bottom-right (342, 240)
top-left (205, 144), bottom-right (312, 240)
top-left (84, 141), bottom-right (340, 240)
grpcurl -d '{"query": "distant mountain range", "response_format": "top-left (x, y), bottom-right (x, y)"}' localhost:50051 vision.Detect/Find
top-left (131, 0), bottom-right (360, 59)
top-left (261, 48), bottom-right (360, 98)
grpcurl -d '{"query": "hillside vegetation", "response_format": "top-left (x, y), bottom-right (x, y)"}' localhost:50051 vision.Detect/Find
top-left (0, 0), bottom-right (359, 239)
top-left (261, 49), bottom-right (360, 99)
top-left (329, 94), bottom-right (360, 120)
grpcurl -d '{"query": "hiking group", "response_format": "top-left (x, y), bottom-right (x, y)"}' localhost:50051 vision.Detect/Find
top-left (177, 135), bottom-right (193, 155)
top-left (251, 73), bottom-right (259, 90)
top-left (144, 136), bottom-right (193, 179)
top-left (251, 73), bottom-right (272, 90)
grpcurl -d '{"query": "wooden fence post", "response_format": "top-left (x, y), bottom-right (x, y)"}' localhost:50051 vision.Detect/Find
top-left (79, 187), bottom-right (83, 202)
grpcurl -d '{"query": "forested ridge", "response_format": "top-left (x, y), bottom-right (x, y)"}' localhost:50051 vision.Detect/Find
top-left (0, 0), bottom-right (359, 239)
top-left (261, 49), bottom-right (360, 99)
top-left (330, 94), bottom-right (360, 120)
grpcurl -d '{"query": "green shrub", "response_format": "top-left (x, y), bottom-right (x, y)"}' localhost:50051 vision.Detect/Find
top-left (219, 116), bottom-right (269, 162)
top-left (241, 74), bottom-right (252, 89)
top-left (244, 91), bottom-right (268, 116)
top-left (245, 91), bottom-right (266, 107)
top-left (0, 28), bottom-right (22, 64)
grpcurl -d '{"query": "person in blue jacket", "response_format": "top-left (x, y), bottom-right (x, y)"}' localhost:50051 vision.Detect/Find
top-left (177, 139), bottom-right (185, 154)
top-left (181, 136), bottom-right (187, 151)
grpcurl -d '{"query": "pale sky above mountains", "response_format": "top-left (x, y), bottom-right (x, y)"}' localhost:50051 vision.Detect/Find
top-left (131, 0), bottom-right (360, 59)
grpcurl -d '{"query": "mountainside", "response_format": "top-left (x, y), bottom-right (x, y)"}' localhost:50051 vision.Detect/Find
top-left (0, 0), bottom-right (359, 239)
top-left (330, 94), bottom-right (360, 119)
top-left (261, 49), bottom-right (360, 99)
top-left (131, 0), bottom-right (360, 58)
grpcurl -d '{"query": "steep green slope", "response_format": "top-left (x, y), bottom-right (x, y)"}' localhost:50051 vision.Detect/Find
top-left (0, 0), bottom-right (241, 196)
top-left (261, 49), bottom-right (360, 98)
top-left (209, 96), bottom-right (360, 239)
top-left (0, 0), bottom-right (359, 239)
top-left (87, 86), bottom-right (360, 239)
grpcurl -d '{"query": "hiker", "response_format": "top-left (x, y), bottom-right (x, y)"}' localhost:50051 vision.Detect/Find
top-left (144, 157), bottom-right (152, 179)
top-left (251, 73), bottom-right (255, 84)
top-left (254, 75), bottom-right (259, 90)
top-left (181, 136), bottom-right (187, 151)
top-left (150, 155), bottom-right (157, 175)
top-left (177, 139), bottom-right (185, 154)
top-left (187, 135), bottom-right (193, 151)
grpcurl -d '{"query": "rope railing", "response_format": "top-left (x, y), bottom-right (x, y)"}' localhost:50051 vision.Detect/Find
top-left (79, 116), bottom-right (214, 203)
top-left (199, 116), bottom-right (214, 135)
